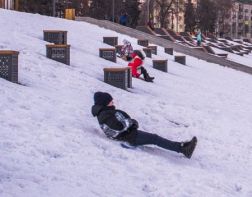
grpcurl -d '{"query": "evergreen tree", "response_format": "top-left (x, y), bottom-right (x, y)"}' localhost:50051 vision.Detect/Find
top-left (124, 0), bottom-right (141, 28)
top-left (19, 0), bottom-right (52, 15)
top-left (184, 0), bottom-right (196, 32)
top-left (197, 0), bottom-right (217, 33)
top-left (216, 0), bottom-right (233, 36)
top-left (62, 0), bottom-right (89, 16)
top-left (89, 0), bottom-right (108, 19)
top-left (89, 0), bottom-right (141, 26)
top-left (90, 0), bottom-right (122, 21)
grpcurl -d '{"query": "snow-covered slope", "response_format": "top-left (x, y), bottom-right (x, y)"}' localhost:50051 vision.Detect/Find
top-left (1, 9), bottom-right (252, 197)
top-left (212, 46), bottom-right (252, 67)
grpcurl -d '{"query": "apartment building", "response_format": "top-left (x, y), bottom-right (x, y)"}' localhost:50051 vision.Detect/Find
top-left (0, 0), bottom-right (15, 9)
top-left (228, 1), bottom-right (252, 38)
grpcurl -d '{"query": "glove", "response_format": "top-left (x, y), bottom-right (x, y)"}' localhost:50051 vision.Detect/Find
top-left (130, 119), bottom-right (139, 130)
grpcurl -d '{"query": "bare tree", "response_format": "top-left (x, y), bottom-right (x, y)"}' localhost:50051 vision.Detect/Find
top-left (138, 1), bottom-right (148, 26)
top-left (215, 0), bottom-right (233, 37)
top-left (154, 0), bottom-right (175, 28)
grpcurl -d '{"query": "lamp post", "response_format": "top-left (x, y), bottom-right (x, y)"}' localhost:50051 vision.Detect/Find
top-left (176, 0), bottom-right (179, 32)
top-left (196, 0), bottom-right (200, 30)
top-left (146, 0), bottom-right (151, 25)
top-left (52, 0), bottom-right (56, 17)
top-left (112, 0), bottom-right (115, 22)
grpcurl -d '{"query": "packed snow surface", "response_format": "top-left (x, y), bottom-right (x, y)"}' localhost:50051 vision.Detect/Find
top-left (0, 9), bottom-right (252, 197)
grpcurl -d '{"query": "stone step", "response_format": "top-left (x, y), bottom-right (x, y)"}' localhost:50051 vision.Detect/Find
top-left (75, 17), bottom-right (252, 75)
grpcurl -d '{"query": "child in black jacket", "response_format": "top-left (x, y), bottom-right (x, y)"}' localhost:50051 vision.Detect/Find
top-left (91, 92), bottom-right (197, 159)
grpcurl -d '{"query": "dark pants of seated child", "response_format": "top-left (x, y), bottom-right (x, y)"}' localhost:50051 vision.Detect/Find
top-left (126, 55), bottom-right (132, 61)
top-left (119, 130), bottom-right (182, 153)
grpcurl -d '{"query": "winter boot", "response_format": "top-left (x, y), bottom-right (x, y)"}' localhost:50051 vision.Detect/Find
top-left (180, 136), bottom-right (197, 159)
top-left (141, 67), bottom-right (154, 82)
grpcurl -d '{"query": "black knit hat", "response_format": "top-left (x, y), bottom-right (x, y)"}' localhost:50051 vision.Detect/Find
top-left (94, 92), bottom-right (113, 106)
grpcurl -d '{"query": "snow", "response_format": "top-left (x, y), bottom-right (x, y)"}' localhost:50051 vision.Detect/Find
top-left (1, 9), bottom-right (252, 197)
top-left (211, 45), bottom-right (252, 67)
top-left (207, 41), bottom-right (252, 67)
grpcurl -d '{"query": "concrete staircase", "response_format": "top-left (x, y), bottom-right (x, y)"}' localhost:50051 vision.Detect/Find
top-left (76, 17), bottom-right (252, 75)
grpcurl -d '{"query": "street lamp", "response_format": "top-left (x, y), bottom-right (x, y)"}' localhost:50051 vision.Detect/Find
top-left (112, 0), bottom-right (115, 22)
top-left (146, 0), bottom-right (151, 25)
top-left (53, 0), bottom-right (56, 17)
top-left (176, 0), bottom-right (179, 32)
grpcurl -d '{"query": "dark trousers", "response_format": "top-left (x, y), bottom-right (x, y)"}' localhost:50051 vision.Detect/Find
top-left (140, 67), bottom-right (147, 75)
top-left (130, 130), bottom-right (182, 153)
top-left (126, 55), bottom-right (132, 61)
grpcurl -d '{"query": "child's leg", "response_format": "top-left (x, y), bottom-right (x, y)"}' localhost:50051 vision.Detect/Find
top-left (140, 67), bottom-right (154, 82)
top-left (131, 130), bottom-right (182, 153)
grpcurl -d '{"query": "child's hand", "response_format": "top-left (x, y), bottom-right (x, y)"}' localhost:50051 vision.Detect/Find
top-left (130, 119), bottom-right (139, 130)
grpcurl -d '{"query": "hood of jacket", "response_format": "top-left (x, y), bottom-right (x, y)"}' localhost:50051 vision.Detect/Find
top-left (91, 104), bottom-right (115, 117)
top-left (131, 53), bottom-right (140, 59)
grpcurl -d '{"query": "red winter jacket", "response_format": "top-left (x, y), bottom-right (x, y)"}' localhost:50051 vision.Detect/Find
top-left (128, 53), bottom-right (143, 78)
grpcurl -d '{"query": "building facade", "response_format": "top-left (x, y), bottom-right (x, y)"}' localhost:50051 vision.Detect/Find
top-left (228, 2), bottom-right (252, 38)
top-left (0, 0), bottom-right (15, 9)
top-left (142, 0), bottom-right (252, 38)
top-left (144, 0), bottom-right (196, 32)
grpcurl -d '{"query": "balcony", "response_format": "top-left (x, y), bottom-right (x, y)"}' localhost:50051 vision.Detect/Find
top-left (238, 15), bottom-right (243, 20)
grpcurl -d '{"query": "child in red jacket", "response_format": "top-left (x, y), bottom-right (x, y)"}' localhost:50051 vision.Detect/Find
top-left (128, 50), bottom-right (154, 82)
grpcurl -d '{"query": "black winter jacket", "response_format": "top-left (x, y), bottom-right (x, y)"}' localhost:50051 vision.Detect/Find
top-left (91, 105), bottom-right (138, 142)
